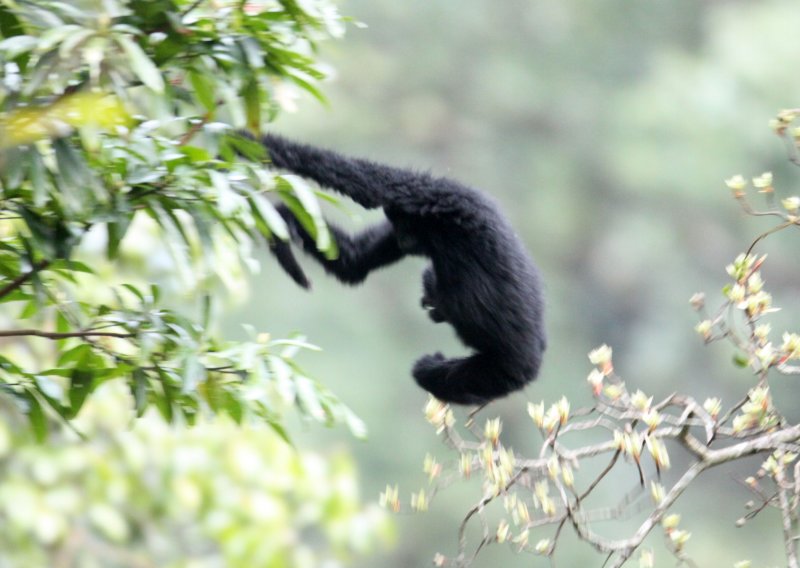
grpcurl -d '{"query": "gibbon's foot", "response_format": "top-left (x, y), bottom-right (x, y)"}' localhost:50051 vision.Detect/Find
top-left (412, 353), bottom-right (491, 406)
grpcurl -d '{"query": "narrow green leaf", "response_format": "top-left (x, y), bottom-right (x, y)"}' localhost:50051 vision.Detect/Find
top-left (248, 194), bottom-right (289, 239)
top-left (239, 36), bottom-right (265, 69)
top-left (58, 27), bottom-right (95, 58)
top-left (278, 176), bottom-right (337, 258)
top-left (241, 76), bottom-right (261, 132)
top-left (266, 418), bottom-right (293, 446)
top-left (189, 69), bottom-right (216, 111)
top-left (179, 145), bottom-right (212, 162)
top-left (57, 344), bottom-right (92, 367)
top-left (132, 368), bottom-right (148, 417)
top-left (0, 35), bottom-right (37, 58)
top-left (67, 369), bottom-right (94, 418)
top-left (38, 24), bottom-right (83, 53)
top-left (288, 72), bottom-right (329, 106)
top-left (343, 407), bottom-right (368, 440)
top-left (0, 4), bottom-right (24, 40)
top-left (296, 376), bottom-right (327, 423)
top-left (27, 149), bottom-right (48, 207)
top-left (122, 283), bottom-right (145, 302)
top-left (18, 299), bottom-right (37, 319)
top-left (26, 392), bottom-right (48, 442)
top-left (222, 391), bottom-right (243, 424)
top-left (50, 259), bottom-right (95, 274)
top-left (107, 218), bottom-right (131, 259)
top-left (201, 293), bottom-right (211, 330)
top-left (154, 371), bottom-right (175, 422)
top-left (55, 311), bottom-right (70, 334)
top-left (227, 133), bottom-right (267, 161)
top-left (150, 283), bottom-right (160, 304)
top-left (115, 35), bottom-right (165, 93)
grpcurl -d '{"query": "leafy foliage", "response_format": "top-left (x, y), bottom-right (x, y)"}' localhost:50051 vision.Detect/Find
top-left (0, 385), bottom-right (392, 566)
top-left (0, 0), bottom-right (357, 435)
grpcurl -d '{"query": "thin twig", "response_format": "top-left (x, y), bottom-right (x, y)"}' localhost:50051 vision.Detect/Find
top-left (0, 259), bottom-right (50, 299)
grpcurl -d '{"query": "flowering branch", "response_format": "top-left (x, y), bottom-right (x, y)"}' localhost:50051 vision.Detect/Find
top-left (380, 108), bottom-right (800, 567)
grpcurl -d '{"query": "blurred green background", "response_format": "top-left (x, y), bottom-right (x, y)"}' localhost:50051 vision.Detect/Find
top-left (223, 0), bottom-right (800, 566)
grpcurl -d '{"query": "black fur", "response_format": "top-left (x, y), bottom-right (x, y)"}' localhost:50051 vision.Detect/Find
top-left (259, 133), bottom-right (546, 405)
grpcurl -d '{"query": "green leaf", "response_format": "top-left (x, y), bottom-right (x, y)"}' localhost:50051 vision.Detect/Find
top-left (18, 299), bottom-right (37, 319)
top-left (248, 193), bottom-right (289, 239)
top-left (58, 27), bottom-right (96, 57)
top-left (189, 69), bottom-right (216, 111)
top-left (277, 177), bottom-right (337, 259)
top-left (57, 344), bottom-right (92, 367)
top-left (122, 283), bottom-right (145, 302)
top-left (0, 354), bottom-right (22, 373)
top-left (50, 259), bottom-right (95, 274)
top-left (38, 24), bottom-right (83, 53)
top-left (342, 407), bottom-right (368, 440)
top-left (266, 418), bottom-right (293, 446)
top-left (0, 35), bottom-right (37, 58)
top-left (240, 36), bottom-right (265, 69)
top-left (27, 148), bottom-right (48, 207)
top-left (296, 376), bottom-right (327, 423)
top-left (179, 145), bottom-right (212, 162)
top-left (288, 72), bottom-right (329, 106)
top-left (115, 35), bottom-right (165, 93)
top-left (26, 392), bottom-right (48, 442)
top-left (132, 368), bottom-right (148, 417)
top-left (0, 4), bottom-right (24, 40)
top-left (227, 133), bottom-right (267, 161)
top-left (67, 369), bottom-right (94, 418)
top-left (181, 354), bottom-right (205, 394)
top-left (222, 390), bottom-right (243, 424)
top-left (55, 311), bottom-right (70, 334)
top-left (241, 76), bottom-right (261, 132)
top-left (53, 138), bottom-right (96, 213)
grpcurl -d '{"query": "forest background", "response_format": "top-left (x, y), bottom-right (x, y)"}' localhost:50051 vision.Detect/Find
top-left (254, 0), bottom-right (800, 566)
top-left (1, 0), bottom-right (799, 566)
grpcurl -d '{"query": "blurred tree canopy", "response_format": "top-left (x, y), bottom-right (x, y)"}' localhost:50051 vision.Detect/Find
top-left (0, 0), bottom-right (391, 565)
top-left (0, 0), bottom-right (360, 435)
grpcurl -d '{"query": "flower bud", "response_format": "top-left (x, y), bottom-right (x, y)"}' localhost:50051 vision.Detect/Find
top-left (752, 172), bottom-right (773, 193)
top-left (782, 196), bottom-right (800, 213)
top-left (588, 344), bottom-right (613, 375)
top-left (725, 175), bottom-right (747, 194)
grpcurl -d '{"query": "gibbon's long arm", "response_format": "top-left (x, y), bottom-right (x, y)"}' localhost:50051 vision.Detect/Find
top-left (260, 133), bottom-right (481, 221)
top-left (275, 205), bottom-right (404, 285)
top-left (261, 133), bottom-right (406, 209)
top-left (256, 133), bottom-right (547, 405)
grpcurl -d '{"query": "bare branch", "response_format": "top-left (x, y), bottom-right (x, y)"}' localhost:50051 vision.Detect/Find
top-left (0, 329), bottom-right (135, 340)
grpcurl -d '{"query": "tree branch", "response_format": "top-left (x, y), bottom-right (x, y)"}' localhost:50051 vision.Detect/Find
top-left (0, 329), bottom-right (134, 340)
top-left (0, 259), bottom-right (50, 299)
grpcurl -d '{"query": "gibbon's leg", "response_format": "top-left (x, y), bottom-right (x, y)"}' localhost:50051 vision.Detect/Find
top-left (278, 206), bottom-right (404, 285)
top-left (413, 352), bottom-right (524, 405)
top-left (421, 266), bottom-right (446, 323)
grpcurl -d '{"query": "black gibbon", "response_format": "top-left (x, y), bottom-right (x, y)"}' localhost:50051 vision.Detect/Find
top-left (257, 133), bottom-right (546, 405)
